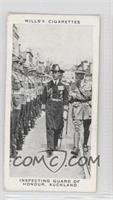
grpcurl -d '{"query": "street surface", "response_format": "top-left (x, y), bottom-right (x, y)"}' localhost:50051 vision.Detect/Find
top-left (10, 105), bottom-right (90, 179)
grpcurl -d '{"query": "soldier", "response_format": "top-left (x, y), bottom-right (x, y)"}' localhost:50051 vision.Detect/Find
top-left (35, 73), bottom-right (42, 118)
top-left (37, 80), bottom-right (42, 117)
top-left (27, 76), bottom-right (33, 131)
top-left (28, 72), bottom-right (38, 128)
top-left (10, 58), bottom-right (22, 157)
top-left (57, 69), bottom-right (65, 140)
top-left (19, 63), bottom-right (27, 139)
top-left (23, 66), bottom-right (31, 134)
top-left (59, 69), bottom-right (64, 82)
top-left (14, 62), bottom-right (26, 150)
top-left (82, 63), bottom-right (92, 152)
top-left (41, 64), bottom-right (69, 156)
top-left (69, 63), bottom-right (91, 157)
top-left (35, 78), bottom-right (40, 118)
top-left (30, 81), bottom-right (36, 128)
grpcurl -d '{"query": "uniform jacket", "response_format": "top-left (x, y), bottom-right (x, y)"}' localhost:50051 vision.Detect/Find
top-left (42, 79), bottom-right (69, 111)
top-left (12, 71), bottom-right (22, 110)
top-left (70, 78), bottom-right (92, 120)
top-left (42, 79), bottom-right (69, 130)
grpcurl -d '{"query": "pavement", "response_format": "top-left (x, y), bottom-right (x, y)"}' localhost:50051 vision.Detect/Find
top-left (10, 105), bottom-right (90, 179)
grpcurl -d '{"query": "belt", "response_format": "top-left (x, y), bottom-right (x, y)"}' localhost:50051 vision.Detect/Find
top-left (73, 99), bottom-right (91, 103)
top-left (50, 98), bottom-right (62, 102)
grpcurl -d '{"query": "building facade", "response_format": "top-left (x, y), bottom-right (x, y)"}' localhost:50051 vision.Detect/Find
top-left (12, 24), bottom-right (20, 60)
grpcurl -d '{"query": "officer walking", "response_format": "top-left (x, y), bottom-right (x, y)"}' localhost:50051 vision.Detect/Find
top-left (69, 63), bottom-right (91, 157)
top-left (82, 63), bottom-right (92, 152)
top-left (57, 68), bottom-right (65, 140)
top-left (41, 64), bottom-right (69, 156)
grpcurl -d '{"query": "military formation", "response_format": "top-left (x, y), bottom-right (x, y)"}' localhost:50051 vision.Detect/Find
top-left (10, 57), bottom-right (43, 158)
top-left (10, 58), bottom-right (92, 159)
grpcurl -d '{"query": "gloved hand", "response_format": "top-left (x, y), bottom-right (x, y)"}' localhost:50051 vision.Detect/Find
top-left (69, 96), bottom-right (75, 103)
top-left (41, 110), bottom-right (45, 117)
top-left (63, 110), bottom-right (68, 121)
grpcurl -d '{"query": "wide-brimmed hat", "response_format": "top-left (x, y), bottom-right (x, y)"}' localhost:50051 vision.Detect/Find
top-left (12, 57), bottom-right (19, 63)
top-left (75, 64), bottom-right (85, 74)
top-left (51, 64), bottom-right (60, 72)
top-left (85, 62), bottom-right (92, 76)
top-left (28, 67), bottom-right (36, 73)
top-left (59, 69), bottom-right (65, 73)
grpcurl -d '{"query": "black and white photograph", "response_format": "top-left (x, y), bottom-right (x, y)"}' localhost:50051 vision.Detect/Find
top-left (4, 14), bottom-right (99, 192)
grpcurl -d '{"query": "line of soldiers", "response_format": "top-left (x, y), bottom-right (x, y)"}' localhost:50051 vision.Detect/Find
top-left (10, 59), bottom-right (92, 159)
top-left (10, 58), bottom-right (43, 158)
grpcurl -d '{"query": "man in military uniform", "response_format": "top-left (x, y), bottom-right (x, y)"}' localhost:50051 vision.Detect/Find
top-left (57, 68), bottom-right (65, 141)
top-left (18, 62), bottom-right (27, 140)
top-left (30, 81), bottom-right (36, 128)
top-left (22, 65), bottom-right (31, 135)
top-left (35, 74), bottom-right (43, 118)
top-left (42, 64), bottom-right (69, 156)
top-left (37, 79), bottom-right (43, 117)
top-left (82, 62), bottom-right (92, 152)
top-left (69, 63), bottom-right (92, 157)
top-left (10, 58), bottom-right (22, 157)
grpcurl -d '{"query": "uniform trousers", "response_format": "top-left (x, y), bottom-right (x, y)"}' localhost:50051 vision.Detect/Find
top-left (72, 103), bottom-right (91, 148)
top-left (46, 100), bottom-right (64, 150)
